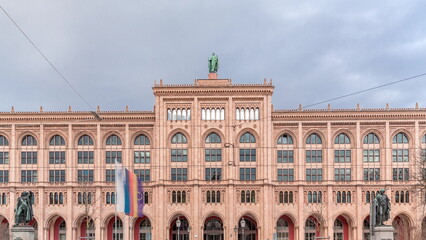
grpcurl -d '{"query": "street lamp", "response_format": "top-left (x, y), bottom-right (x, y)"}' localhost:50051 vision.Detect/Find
top-left (240, 218), bottom-right (246, 240)
top-left (176, 218), bottom-right (181, 240)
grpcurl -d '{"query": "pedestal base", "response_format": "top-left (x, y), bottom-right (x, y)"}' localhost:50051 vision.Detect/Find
top-left (11, 225), bottom-right (35, 240)
top-left (371, 225), bottom-right (394, 240)
top-left (208, 73), bottom-right (218, 79)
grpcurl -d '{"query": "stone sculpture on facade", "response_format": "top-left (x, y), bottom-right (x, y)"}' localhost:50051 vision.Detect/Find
top-left (374, 189), bottom-right (391, 226)
top-left (208, 53), bottom-right (219, 73)
top-left (14, 191), bottom-right (34, 226)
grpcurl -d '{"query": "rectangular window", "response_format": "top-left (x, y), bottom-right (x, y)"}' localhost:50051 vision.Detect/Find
top-left (205, 168), bottom-right (222, 181)
top-left (134, 151), bottom-right (150, 164)
top-left (363, 168), bottom-right (380, 181)
top-left (306, 168), bottom-right (323, 181)
top-left (392, 168), bottom-right (409, 181)
top-left (134, 169), bottom-right (151, 182)
top-left (363, 149), bottom-right (380, 162)
top-left (239, 168), bottom-right (256, 181)
top-left (239, 149), bottom-right (256, 162)
top-left (334, 168), bottom-right (351, 181)
top-left (392, 149), bottom-right (409, 162)
top-left (105, 169), bottom-right (115, 182)
top-left (277, 169), bottom-right (294, 182)
top-left (0, 152), bottom-right (9, 164)
top-left (78, 151), bottom-right (94, 164)
top-left (334, 150), bottom-right (351, 163)
top-left (49, 151), bottom-right (65, 164)
top-left (77, 170), bottom-right (94, 182)
top-left (106, 151), bottom-right (122, 164)
top-left (49, 170), bottom-right (66, 182)
top-left (306, 150), bottom-right (322, 163)
top-left (21, 151), bottom-right (37, 164)
top-left (277, 150), bottom-right (294, 163)
top-left (0, 170), bottom-right (9, 182)
top-left (21, 170), bottom-right (37, 182)
top-left (205, 149), bottom-right (222, 162)
top-left (171, 149), bottom-right (188, 162)
top-left (171, 168), bottom-right (188, 181)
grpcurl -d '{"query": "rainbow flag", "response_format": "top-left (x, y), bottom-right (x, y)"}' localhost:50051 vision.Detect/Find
top-left (115, 163), bottom-right (144, 217)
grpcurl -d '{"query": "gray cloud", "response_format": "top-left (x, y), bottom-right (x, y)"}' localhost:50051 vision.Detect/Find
top-left (0, 0), bottom-right (425, 111)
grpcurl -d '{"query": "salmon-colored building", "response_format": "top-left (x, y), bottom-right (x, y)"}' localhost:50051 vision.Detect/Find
top-left (0, 76), bottom-right (425, 240)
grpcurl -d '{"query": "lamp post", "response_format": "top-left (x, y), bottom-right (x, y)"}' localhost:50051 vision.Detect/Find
top-left (176, 218), bottom-right (181, 240)
top-left (240, 218), bottom-right (246, 240)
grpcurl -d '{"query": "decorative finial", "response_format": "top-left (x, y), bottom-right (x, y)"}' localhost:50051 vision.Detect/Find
top-left (125, 105), bottom-right (129, 112)
top-left (327, 104), bottom-right (331, 111)
top-left (40, 106), bottom-right (43, 113)
top-left (264, 78), bottom-right (267, 85)
top-left (154, 80), bottom-right (157, 86)
top-left (160, 79), bottom-right (163, 86)
top-left (386, 103), bottom-right (389, 110)
top-left (68, 106), bottom-right (72, 113)
top-left (299, 104), bottom-right (302, 110)
top-left (97, 105), bottom-right (100, 112)
top-left (356, 103), bottom-right (360, 110)
top-left (270, 79), bottom-right (273, 85)
top-left (11, 106), bottom-right (14, 113)
top-left (416, 102), bottom-right (419, 109)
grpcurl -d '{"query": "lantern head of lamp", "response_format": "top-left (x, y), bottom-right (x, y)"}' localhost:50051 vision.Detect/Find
top-left (240, 218), bottom-right (246, 228)
top-left (176, 218), bottom-right (181, 228)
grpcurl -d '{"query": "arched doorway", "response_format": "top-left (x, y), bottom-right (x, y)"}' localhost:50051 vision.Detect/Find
top-left (170, 216), bottom-right (190, 240)
top-left (0, 216), bottom-right (9, 240)
top-left (134, 217), bottom-right (152, 240)
top-left (107, 217), bottom-right (123, 240)
top-left (362, 217), bottom-right (370, 240)
top-left (304, 216), bottom-right (320, 240)
top-left (48, 216), bottom-right (66, 240)
top-left (203, 216), bottom-right (224, 240)
top-left (276, 215), bottom-right (295, 240)
top-left (79, 217), bottom-right (95, 240)
top-left (392, 215), bottom-right (410, 240)
top-left (333, 216), bottom-right (350, 240)
top-left (237, 216), bottom-right (257, 240)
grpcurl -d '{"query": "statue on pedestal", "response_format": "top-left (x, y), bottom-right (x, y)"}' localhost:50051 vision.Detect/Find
top-left (208, 53), bottom-right (219, 73)
top-left (14, 191), bottom-right (34, 226)
top-left (374, 189), bottom-right (391, 226)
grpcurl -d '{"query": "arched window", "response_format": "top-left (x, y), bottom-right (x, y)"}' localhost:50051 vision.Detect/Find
top-left (171, 133), bottom-right (187, 144)
top-left (279, 191), bottom-right (284, 203)
top-left (172, 109), bottom-right (177, 120)
top-left (241, 191), bottom-right (245, 203)
top-left (221, 108), bottom-right (225, 120)
top-left (277, 134), bottom-right (293, 144)
top-left (54, 193), bottom-right (58, 204)
top-left (172, 191), bottom-right (177, 203)
top-left (22, 135), bottom-right (37, 146)
top-left (347, 192), bottom-right (351, 203)
top-left (318, 191), bottom-right (322, 203)
top-left (405, 191), bottom-right (409, 203)
top-left (206, 133), bottom-right (221, 143)
top-left (177, 191), bottom-right (181, 203)
top-left (240, 132), bottom-right (256, 143)
top-left (335, 133), bottom-right (350, 144)
top-left (400, 191), bottom-right (405, 203)
top-left (49, 193), bottom-right (54, 204)
top-left (106, 134), bottom-right (122, 145)
top-left (240, 108), bottom-right (245, 120)
top-left (78, 135), bottom-right (94, 145)
top-left (366, 191), bottom-right (371, 203)
top-left (182, 109), bottom-right (187, 120)
top-left (106, 192), bottom-right (111, 204)
top-left (342, 191), bottom-right (347, 203)
top-left (251, 190), bottom-right (256, 203)
top-left (236, 108), bottom-right (240, 120)
top-left (216, 191), bottom-right (221, 203)
top-left (284, 191), bottom-right (289, 203)
top-left (334, 219), bottom-right (344, 240)
top-left (364, 133), bottom-right (379, 144)
top-left (423, 135), bottom-right (426, 143)
top-left (245, 108), bottom-right (250, 120)
top-left (1, 193), bottom-right (6, 205)
top-left (59, 193), bottom-right (63, 204)
top-left (289, 191), bottom-right (293, 203)
top-left (0, 135), bottom-right (8, 146)
top-left (337, 191), bottom-right (341, 203)
top-left (306, 133), bottom-right (322, 144)
top-left (250, 108), bottom-right (255, 120)
top-left (254, 108), bottom-right (259, 120)
top-left (182, 191), bottom-right (187, 203)
top-left (134, 134), bottom-right (150, 145)
top-left (144, 192), bottom-right (148, 204)
top-left (206, 109), bottom-right (211, 120)
top-left (49, 135), bottom-right (65, 146)
top-left (393, 132), bottom-right (409, 143)
top-left (308, 191), bottom-right (312, 203)
top-left (395, 191), bottom-right (400, 203)
top-left (206, 191), bottom-right (211, 203)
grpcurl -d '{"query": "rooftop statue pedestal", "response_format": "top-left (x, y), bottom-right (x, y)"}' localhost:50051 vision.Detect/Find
top-left (11, 225), bottom-right (35, 240)
top-left (371, 225), bottom-right (394, 240)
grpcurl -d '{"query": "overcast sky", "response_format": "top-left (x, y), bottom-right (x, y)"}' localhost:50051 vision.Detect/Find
top-left (1, 1), bottom-right (425, 112)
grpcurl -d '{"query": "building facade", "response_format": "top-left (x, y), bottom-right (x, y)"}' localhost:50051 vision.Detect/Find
top-left (0, 77), bottom-right (425, 240)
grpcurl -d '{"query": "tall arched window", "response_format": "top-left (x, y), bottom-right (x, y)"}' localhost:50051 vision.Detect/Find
top-left (172, 133), bottom-right (187, 144)
top-left (363, 132), bottom-right (380, 164)
top-left (49, 135), bottom-right (65, 146)
top-left (393, 132), bottom-right (409, 143)
top-left (134, 134), bottom-right (150, 145)
top-left (334, 133), bottom-right (350, 144)
top-left (205, 132), bottom-right (222, 181)
top-left (206, 133), bottom-right (221, 143)
top-left (333, 219), bottom-right (344, 240)
top-left (240, 132), bottom-right (256, 143)
top-left (306, 133), bottom-right (322, 144)
top-left (106, 134), bottom-right (122, 145)
top-left (78, 135), bottom-right (94, 145)
top-left (239, 132), bottom-right (256, 164)
top-left (134, 134), bottom-right (151, 181)
top-left (22, 135), bottom-right (37, 146)
top-left (0, 135), bottom-right (8, 146)
top-left (364, 133), bottom-right (379, 144)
